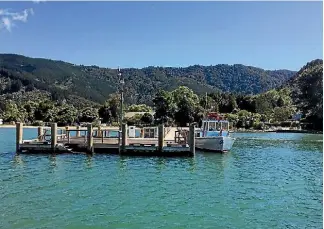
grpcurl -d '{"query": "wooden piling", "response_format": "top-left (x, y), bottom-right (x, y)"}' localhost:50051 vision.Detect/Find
top-left (121, 124), bottom-right (127, 153)
top-left (51, 123), bottom-right (57, 150)
top-left (76, 126), bottom-right (80, 137)
top-left (65, 126), bottom-right (70, 143)
top-left (37, 126), bottom-right (43, 142)
top-left (189, 123), bottom-right (196, 156)
top-left (16, 122), bottom-right (23, 152)
top-left (97, 126), bottom-right (102, 138)
top-left (87, 124), bottom-right (94, 153)
top-left (158, 124), bottom-right (164, 152)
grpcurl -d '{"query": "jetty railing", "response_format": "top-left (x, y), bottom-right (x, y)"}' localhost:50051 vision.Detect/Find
top-left (16, 122), bottom-right (196, 156)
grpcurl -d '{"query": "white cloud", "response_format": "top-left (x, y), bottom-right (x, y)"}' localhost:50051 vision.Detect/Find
top-left (1, 17), bottom-right (13, 32)
top-left (0, 8), bottom-right (34, 32)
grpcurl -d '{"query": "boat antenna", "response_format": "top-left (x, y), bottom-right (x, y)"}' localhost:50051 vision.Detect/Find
top-left (205, 92), bottom-right (208, 111)
top-left (118, 67), bottom-right (124, 131)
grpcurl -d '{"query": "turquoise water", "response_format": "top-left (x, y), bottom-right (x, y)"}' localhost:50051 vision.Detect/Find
top-left (0, 128), bottom-right (322, 228)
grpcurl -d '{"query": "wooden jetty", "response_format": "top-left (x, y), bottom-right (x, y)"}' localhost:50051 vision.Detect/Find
top-left (16, 122), bottom-right (196, 157)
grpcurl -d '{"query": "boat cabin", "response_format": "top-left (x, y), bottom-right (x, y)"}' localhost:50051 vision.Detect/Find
top-left (196, 113), bottom-right (230, 137)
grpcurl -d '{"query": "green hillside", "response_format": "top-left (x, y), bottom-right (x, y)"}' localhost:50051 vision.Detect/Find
top-left (0, 54), bottom-right (295, 105)
top-left (285, 59), bottom-right (323, 130)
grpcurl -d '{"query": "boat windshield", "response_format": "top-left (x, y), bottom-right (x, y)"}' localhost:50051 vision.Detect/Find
top-left (202, 120), bottom-right (229, 132)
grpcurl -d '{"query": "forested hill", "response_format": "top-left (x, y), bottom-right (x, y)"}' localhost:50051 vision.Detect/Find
top-left (284, 59), bottom-right (323, 129)
top-left (0, 54), bottom-right (295, 105)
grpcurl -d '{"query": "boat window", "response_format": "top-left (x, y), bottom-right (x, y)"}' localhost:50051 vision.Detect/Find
top-left (216, 122), bottom-right (221, 131)
top-left (209, 122), bottom-right (216, 131)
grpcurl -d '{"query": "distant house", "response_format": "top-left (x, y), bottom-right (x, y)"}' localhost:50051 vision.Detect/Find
top-left (292, 113), bottom-right (302, 121)
top-left (0, 119), bottom-right (2, 125)
top-left (124, 112), bottom-right (155, 118)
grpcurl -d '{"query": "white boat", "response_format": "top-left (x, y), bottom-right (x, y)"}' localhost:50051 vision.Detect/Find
top-left (195, 113), bottom-right (236, 152)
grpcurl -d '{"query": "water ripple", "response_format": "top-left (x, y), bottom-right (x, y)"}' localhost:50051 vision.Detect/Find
top-left (0, 130), bottom-right (322, 228)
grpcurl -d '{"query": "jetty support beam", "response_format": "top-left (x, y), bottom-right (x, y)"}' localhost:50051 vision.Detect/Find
top-left (189, 123), bottom-right (196, 156)
top-left (16, 122), bottom-right (23, 152)
top-left (37, 126), bottom-right (43, 142)
top-left (87, 124), bottom-right (94, 153)
top-left (121, 124), bottom-right (127, 153)
top-left (158, 124), bottom-right (164, 152)
top-left (65, 126), bottom-right (70, 143)
top-left (76, 126), bottom-right (81, 137)
top-left (97, 126), bottom-right (102, 138)
top-left (51, 123), bottom-right (57, 151)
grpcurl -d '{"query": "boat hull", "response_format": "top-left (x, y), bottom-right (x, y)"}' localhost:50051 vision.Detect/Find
top-left (195, 136), bottom-right (235, 152)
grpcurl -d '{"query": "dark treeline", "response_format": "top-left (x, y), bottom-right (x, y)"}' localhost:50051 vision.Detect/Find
top-left (0, 85), bottom-right (303, 130)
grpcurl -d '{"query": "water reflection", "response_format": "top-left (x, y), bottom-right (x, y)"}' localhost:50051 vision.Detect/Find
top-left (186, 157), bottom-right (196, 172)
top-left (199, 151), bottom-right (230, 169)
top-left (48, 154), bottom-right (56, 167)
top-left (119, 157), bottom-right (127, 170)
top-left (85, 154), bottom-right (93, 169)
top-left (12, 154), bottom-right (24, 167)
top-left (155, 158), bottom-right (166, 171)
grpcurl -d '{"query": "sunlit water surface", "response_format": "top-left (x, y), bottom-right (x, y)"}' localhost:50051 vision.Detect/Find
top-left (0, 128), bottom-right (322, 228)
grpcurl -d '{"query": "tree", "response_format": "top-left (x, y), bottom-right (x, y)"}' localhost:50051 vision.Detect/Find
top-left (127, 104), bottom-right (152, 112)
top-left (199, 94), bottom-right (217, 112)
top-left (54, 105), bottom-right (78, 126)
top-left (34, 100), bottom-right (54, 121)
top-left (228, 94), bottom-right (238, 112)
top-left (153, 90), bottom-right (175, 124)
top-left (172, 86), bottom-right (199, 126)
top-left (193, 105), bottom-right (204, 126)
top-left (236, 110), bottom-right (252, 129)
top-left (1, 101), bottom-right (22, 122)
top-left (174, 98), bottom-right (195, 126)
top-left (98, 105), bottom-right (111, 124)
top-left (78, 107), bottom-right (99, 123)
top-left (23, 101), bottom-right (38, 123)
top-left (171, 86), bottom-right (199, 105)
top-left (296, 62), bottom-right (323, 129)
top-left (255, 94), bottom-right (274, 116)
top-left (273, 106), bottom-right (294, 122)
top-left (236, 95), bottom-right (256, 113)
top-left (105, 93), bottom-right (121, 122)
top-left (141, 112), bottom-right (153, 124)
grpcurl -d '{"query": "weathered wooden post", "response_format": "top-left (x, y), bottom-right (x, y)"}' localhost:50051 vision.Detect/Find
top-left (87, 124), bottom-right (94, 153)
top-left (65, 126), bottom-right (70, 143)
top-left (189, 123), bottom-right (196, 156)
top-left (37, 126), bottom-right (43, 142)
top-left (76, 126), bottom-right (81, 137)
top-left (158, 124), bottom-right (164, 152)
top-left (51, 123), bottom-right (57, 151)
top-left (100, 128), bottom-right (104, 143)
top-left (16, 122), bottom-right (23, 152)
top-left (97, 126), bottom-right (102, 138)
top-left (121, 124), bottom-right (127, 153)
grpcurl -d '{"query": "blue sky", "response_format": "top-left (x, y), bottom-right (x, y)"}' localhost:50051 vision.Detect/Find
top-left (0, 1), bottom-right (322, 70)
